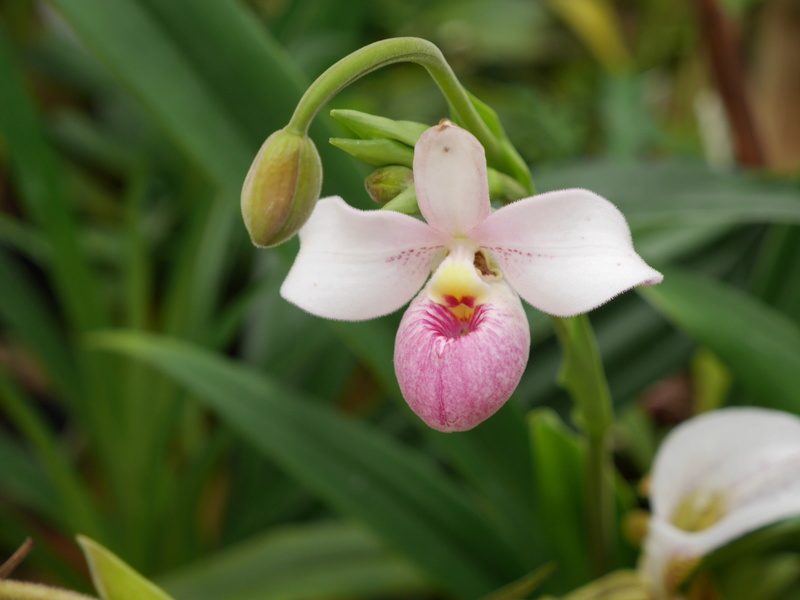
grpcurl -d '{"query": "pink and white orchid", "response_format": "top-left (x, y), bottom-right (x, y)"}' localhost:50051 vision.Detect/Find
top-left (281, 121), bottom-right (661, 432)
top-left (642, 407), bottom-right (800, 599)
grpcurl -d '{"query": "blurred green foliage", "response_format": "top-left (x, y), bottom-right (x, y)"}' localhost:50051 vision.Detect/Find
top-left (1, 0), bottom-right (799, 598)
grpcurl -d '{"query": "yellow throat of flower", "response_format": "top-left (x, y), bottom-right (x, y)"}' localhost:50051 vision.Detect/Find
top-left (670, 489), bottom-right (727, 533)
top-left (660, 491), bottom-right (727, 597)
top-left (427, 245), bottom-right (492, 320)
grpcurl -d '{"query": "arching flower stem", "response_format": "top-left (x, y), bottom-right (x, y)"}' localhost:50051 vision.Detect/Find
top-left (284, 37), bottom-right (532, 192)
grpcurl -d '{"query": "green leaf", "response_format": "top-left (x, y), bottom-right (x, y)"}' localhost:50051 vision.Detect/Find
top-left (481, 562), bottom-right (556, 600)
top-left (0, 432), bottom-right (58, 519)
top-left (640, 267), bottom-right (800, 412)
top-left (0, 580), bottom-right (97, 600)
top-left (327, 318), bottom-right (399, 395)
top-left (90, 331), bottom-right (525, 598)
top-left (0, 26), bottom-right (107, 333)
top-left (78, 536), bottom-right (175, 600)
top-left (535, 161), bottom-right (800, 227)
top-left (134, 0), bottom-right (364, 199)
top-left (689, 518), bottom-right (800, 600)
top-left (539, 569), bottom-right (647, 600)
top-left (697, 517), bottom-right (800, 572)
top-left (44, 0), bottom-right (250, 196)
top-left (428, 403), bottom-right (547, 568)
top-left (751, 225), bottom-right (800, 324)
top-left (0, 250), bottom-right (82, 407)
top-left (159, 521), bottom-right (432, 600)
top-left (529, 409), bottom-right (591, 591)
top-left (0, 369), bottom-right (103, 538)
top-left (47, 0), bottom-right (364, 202)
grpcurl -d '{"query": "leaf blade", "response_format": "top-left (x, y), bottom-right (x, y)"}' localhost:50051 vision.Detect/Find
top-left (91, 331), bottom-right (525, 598)
top-left (640, 267), bottom-right (800, 412)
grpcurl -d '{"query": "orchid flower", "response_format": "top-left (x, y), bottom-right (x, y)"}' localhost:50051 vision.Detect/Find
top-left (281, 120), bottom-right (661, 432)
top-left (642, 407), bottom-right (800, 599)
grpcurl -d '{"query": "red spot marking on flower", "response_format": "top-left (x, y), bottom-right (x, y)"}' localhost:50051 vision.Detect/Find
top-left (443, 295), bottom-right (460, 307)
top-left (443, 295), bottom-right (476, 308)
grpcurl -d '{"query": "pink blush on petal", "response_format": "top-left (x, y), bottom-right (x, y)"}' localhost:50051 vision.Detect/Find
top-left (394, 284), bottom-right (531, 432)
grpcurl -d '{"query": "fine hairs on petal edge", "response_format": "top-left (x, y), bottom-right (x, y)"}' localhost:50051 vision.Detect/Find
top-left (469, 187), bottom-right (664, 317)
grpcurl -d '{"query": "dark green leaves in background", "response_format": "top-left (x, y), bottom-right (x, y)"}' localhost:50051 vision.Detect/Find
top-left (2, 0), bottom-right (800, 598)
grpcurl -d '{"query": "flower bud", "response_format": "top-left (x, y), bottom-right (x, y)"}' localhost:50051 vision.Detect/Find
top-left (241, 129), bottom-right (322, 247)
top-left (330, 109), bottom-right (428, 146)
top-left (328, 137), bottom-right (413, 167)
top-left (364, 166), bottom-right (414, 205)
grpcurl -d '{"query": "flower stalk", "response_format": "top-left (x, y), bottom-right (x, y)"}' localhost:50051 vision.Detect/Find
top-left (285, 37), bottom-right (532, 192)
top-left (552, 314), bottom-right (616, 576)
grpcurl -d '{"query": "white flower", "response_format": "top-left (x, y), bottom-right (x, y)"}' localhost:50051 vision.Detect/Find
top-left (643, 407), bottom-right (800, 598)
top-left (281, 121), bottom-right (660, 431)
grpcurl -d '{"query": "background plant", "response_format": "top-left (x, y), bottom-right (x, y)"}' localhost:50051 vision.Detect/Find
top-left (1, 0), bottom-right (799, 598)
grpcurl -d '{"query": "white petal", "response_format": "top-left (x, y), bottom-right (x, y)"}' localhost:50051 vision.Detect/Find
top-left (641, 520), bottom-right (697, 600)
top-left (469, 188), bottom-right (663, 317)
top-left (644, 408), bottom-right (800, 597)
top-left (650, 407), bottom-right (800, 522)
top-left (414, 121), bottom-right (491, 236)
top-left (280, 197), bottom-right (447, 321)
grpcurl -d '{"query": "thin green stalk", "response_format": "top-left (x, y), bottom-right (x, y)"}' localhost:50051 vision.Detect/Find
top-left (502, 116), bottom-right (616, 573)
top-left (285, 37), bottom-right (517, 182)
top-left (585, 428), bottom-right (614, 575)
top-left (550, 315), bottom-right (615, 576)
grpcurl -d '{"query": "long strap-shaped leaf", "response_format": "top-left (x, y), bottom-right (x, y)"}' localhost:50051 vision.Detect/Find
top-left (536, 161), bottom-right (800, 227)
top-left (159, 521), bottom-right (433, 600)
top-left (0, 26), bottom-right (107, 333)
top-left (640, 267), bottom-right (800, 412)
top-left (46, 0), bottom-right (366, 201)
top-left (91, 331), bottom-right (527, 598)
top-left (45, 0), bottom-right (251, 196)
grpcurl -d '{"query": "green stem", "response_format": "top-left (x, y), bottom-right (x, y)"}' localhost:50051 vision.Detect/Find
top-left (0, 581), bottom-right (96, 600)
top-left (285, 37), bottom-right (509, 176)
top-left (550, 314), bottom-right (615, 576)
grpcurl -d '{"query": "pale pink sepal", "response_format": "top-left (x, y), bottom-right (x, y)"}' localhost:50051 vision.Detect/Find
top-left (280, 197), bottom-right (447, 321)
top-left (643, 407), bottom-right (800, 598)
top-left (413, 121), bottom-right (491, 236)
top-left (394, 281), bottom-right (530, 432)
top-left (470, 188), bottom-right (663, 317)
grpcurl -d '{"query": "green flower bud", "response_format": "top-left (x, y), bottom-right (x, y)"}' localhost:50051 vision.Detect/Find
top-left (365, 166), bottom-right (414, 205)
top-left (330, 109), bottom-right (429, 146)
top-left (328, 137), bottom-right (414, 167)
top-left (241, 129), bottom-right (322, 247)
